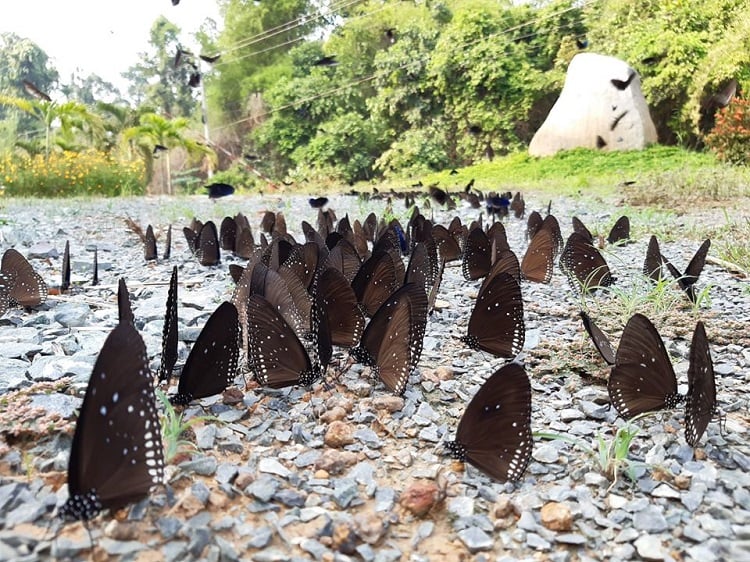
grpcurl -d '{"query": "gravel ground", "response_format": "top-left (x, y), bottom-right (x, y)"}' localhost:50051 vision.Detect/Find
top-left (0, 191), bottom-right (748, 562)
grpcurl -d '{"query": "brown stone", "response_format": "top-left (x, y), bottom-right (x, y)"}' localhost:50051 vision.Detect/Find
top-left (354, 513), bottom-right (386, 545)
top-left (332, 522), bottom-right (358, 554)
top-left (324, 420), bottom-right (355, 448)
top-left (235, 471), bottom-right (254, 490)
top-left (320, 406), bottom-right (348, 423)
top-left (371, 395), bottom-right (405, 413)
top-left (399, 480), bottom-right (442, 517)
top-left (540, 502), bottom-right (573, 531)
top-left (314, 450), bottom-right (359, 475)
top-left (674, 474), bottom-right (691, 490)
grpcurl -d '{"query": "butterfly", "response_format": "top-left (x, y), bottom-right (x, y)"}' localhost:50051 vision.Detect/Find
top-left (559, 232), bottom-right (615, 294)
top-left (169, 302), bottom-right (240, 406)
top-left (351, 249), bottom-right (400, 317)
top-left (1, 248), bottom-right (48, 308)
top-left (197, 221), bottom-right (220, 266)
top-left (511, 192), bottom-right (525, 218)
top-left (219, 216), bottom-right (237, 251)
top-left (315, 267), bottom-right (365, 349)
top-left (205, 183), bottom-right (234, 199)
top-left (432, 224), bottom-right (462, 263)
top-left (144, 225), bottom-right (157, 261)
top-left (462, 272), bottom-right (525, 358)
top-left (608, 313), bottom-right (684, 419)
top-left (158, 267), bottom-right (179, 382)
top-left (462, 227), bottom-right (492, 281)
top-left (92, 247), bottom-right (99, 286)
top-left (571, 216), bottom-right (594, 244)
top-left (685, 321), bottom-right (719, 446)
top-left (445, 362), bottom-right (533, 482)
top-left (607, 216), bottom-right (630, 245)
top-left (520, 229), bottom-right (554, 284)
top-left (163, 225), bottom-right (172, 260)
top-left (661, 239), bottom-right (711, 303)
top-left (643, 235), bottom-right (665, 282)
top-left (350, 283), bottom-right (428, 395)
top-left (117, 278), bottom-right (135, 326)
top-left (526, 211), bottom-right (543, 241)
top-left (579, 311), bottom-right (616, 365)
top-left (60, 321), bottom-right (164, 520)
top-left (247, 294), bottom-right (330, 388)
top-left (61, 241), bottom-right (71, 293)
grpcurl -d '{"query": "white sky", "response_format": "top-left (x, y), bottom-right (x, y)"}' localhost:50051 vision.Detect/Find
top-left (0, 1), bottom-right (222, 94)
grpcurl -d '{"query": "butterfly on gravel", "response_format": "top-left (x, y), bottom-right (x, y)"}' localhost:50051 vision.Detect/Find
top-left (579, 310), bottom-right (616, 365)
top-left (60, 321), bottom-right (164, 521)
top-left (559, 232), bottom-right (615, 294)
top-left (661, 239), bottom-right (711, 303)
top-left (1, 248), bottom-right (48, 309)
top-left (445, 362), bottom-right (533, 482)
top-left (685, 321), bottom-right (721, 447)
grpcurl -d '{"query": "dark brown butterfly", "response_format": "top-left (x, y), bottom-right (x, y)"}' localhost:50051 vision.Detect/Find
top-left (462, 227), bottom-right (492, 281)
top-left (325, 239), bottom-right (362, 284)
top-left (571, 216), bottom-right (594, 244)
top-left (445, 362), bottom-right (533, 482)
top-left (247, 294), bottom-right (329, 388)
top-left (520, 229), bottom-right (554, 284)
top-left (351, 249), bottom-right (399, 317)
top-left (219, 216), bottom-right (237, 251)
top-left (511, 192), bottom-right (525, 218)
top-left (685, 321), bottom-right (719, 446)
top-left (579, 311), bottom-right (615, 365)
top-left (462, 272), bottom-right (525, 358)
top-left (432, 224), bottom-right (462, 263)
top-left (483, 248), bottom-right (521, 286)
top-left (59, 321), bottom-right (164, 521)
top-left (169, 302), bottom-right (240, 405)
top-left (350, 283), bottom-right (428, 395)
top-left (158, 266), bottom-right (179, 382)
top-left (559, 232), bottom-right (615, 294)
top-left (404, 242), bottom-right (432, 292)
top-left (607, 216), bottom-right (630, 245)
top-left (608, 313), bottom-right (684, 419)
top-left (315, 267), bottom-right (365, 348)
top-left (61, 240), bottom-right (71, 293)
top-left (92, 247), bottom-right (99, 286)
top-left (526, 211), bottom-right (543, 241)
top-left (662, 239), bottom-right (711, 303)
top-left (539, 214), bottom-right (563, 257)
top-left (144, 225), bottom-right (157, 261)
top-left (163, 225), bottom-right (172, 260)
top-left (1, 249), bottom-right (48, 308)
top-left (643, 235), bottom-right (665, 282)
top-left (429, 185), bottom-right (455, 208)
top-left (117, 278), bottom-right (135, 326)
top-left (235, 228), bottom-right (256, 259)
top-left (197, 221), bottom-right (220, 266)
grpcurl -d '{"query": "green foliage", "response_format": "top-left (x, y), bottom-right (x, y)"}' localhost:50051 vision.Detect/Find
top-left (375, 124), bottom-right (450, 177)
top-left (206, 162), bottom-right (259, 192)
top-left (704, 98), bottom-right (750, 164)
top-left (0, 150), bottom-right (145, 197)
top-left (156, 389), bottom-right (215, 464)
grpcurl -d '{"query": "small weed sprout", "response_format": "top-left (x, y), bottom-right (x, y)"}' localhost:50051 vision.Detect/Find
top-left (156, 389), bottom-right (216, 463)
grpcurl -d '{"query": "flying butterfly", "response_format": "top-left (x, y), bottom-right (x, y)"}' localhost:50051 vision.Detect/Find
top-left (608, 313), bottom-right (684, 419)
top-left (247, 294), bottom-right (330, 388)
top-left (1, 248), bottom-right (48, 308)
top-left (169, 302), bottom-right (240, 406)
top-left (579, 310), bottom-right (616, 366)
top-left (559, 232), bottom-right (615, 294)
top-left (205, 183), bottom-right (235, 200)
top-left (59, 321), bottom-right (164, 521)
top-left (462, 272), bottom-right (525, 358)
top-left (350, 283), bottom-right (428, 395)
top-left (158, 266), bottom-right (179, 383)
top-left (661, 239), bottom-right (711, 303)
top-left (445, 362), bottom-right (533, 482)
top-left (685, 321), bottom-right (719, 447)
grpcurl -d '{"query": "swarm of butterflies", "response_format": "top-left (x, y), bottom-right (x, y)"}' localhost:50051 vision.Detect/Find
top-left (0, 188), bottom-right (721, 524)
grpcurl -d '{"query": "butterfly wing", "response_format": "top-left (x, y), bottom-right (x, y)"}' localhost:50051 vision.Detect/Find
top-left (197, 221), bottom-right (220, 266)
top-left (172, 302), bottom-right (240, 404)
top-left (520, 229), bottom-right (554, 283)
top-left (351, 250), bottom-right (399, 317)
top-left (432, 224), bottom-right (462, 263)
top-left (571, 217), bottom-right (594, 244)
top-left (560, 232), bottom-right (614, 294)
top-left (163, 225), bottom-right (172, 260)
top-left (219, 216), bottom-right (237, 251)
top-left (144, 225), bottom-right (157, 261)
top-left (465, 272), bottom-right (525, 358)
top-left (643, 235), bottom-right (664, 282)
top-left (681, 239), bottom-right (710, 298)
top-left (246, 295), bottom-right (316, 388)
top-left (117, 278), bottom-right (135, 326)
top-left (607, 216), bottom-right (630, 245)
top-left (462, 228), bottom-right (492, 281)
top-left (61, 241), bottom-right (71, 293)
top-left (526, 211), bottom-right (543, 241)
top-left (1, 249), bottom-right (48, 307)
top-left (158, 267), bottom-right (179, 382)
top-left (685, 321), bottom-right (717, 446)
top-left (579, 311), bottom-right (616, 365)
top-left (608, 313), bottom-right (681, 418)
top-left (62, 321), bottom-right (164, 520)
top-left (447, 363), bottom-right (533, 482)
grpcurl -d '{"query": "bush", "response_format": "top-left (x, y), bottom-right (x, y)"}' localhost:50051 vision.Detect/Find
top-left (704, 98), bottom-right (750, 165)
top-left (0, 150), bottom-right (146, 197)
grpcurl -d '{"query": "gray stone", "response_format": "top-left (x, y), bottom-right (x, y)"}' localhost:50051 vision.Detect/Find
top-left (216, 463), bottom-right (239, 485)
top-left (300, 538), bottom-right (328, 559)
top-left (354, 428), bottom-right (382, 448)
top-left (178, 455), bottom-right (218, 476)
top-left (457, 527), bottom-right (494, 553)
top-left (101, 539), bottom-right (146, 555)
top-left (29, 393), bottom-right (80, 419)
top-left (375, 487), bottom-right (395, 512)
top-left (634, 534), bottom-right (666, 561)
top-left (53, 303), bottom-right (92, 327)
top-left (274, 488), bottom-right (306, 507)
top-left (332, 478), bottom-right (359, 508)
top-left (527, 533), bottom-right (551, 550)
top-left (191, 481), bottom-right (211, 504)
top-left (247, 475), bottom-right (280, 502)
top-left (195, 424), bottom-right (217, 449)
top-left (448, 496), bottom-right (475, 518)
top-left (27, 242), bottom-right (59, 259)
top-left (258, 457), bottom-right (291, 478)
top-left (633, 506), bottom-right (668, 532)
top-left (156, 516), bottom-right (182, 539)
top-left (246, 526), bottom-right (273, 549)
top-left (0, 358), bottom-right (29, 392)
top-left (28, 355), bottom-right (92, 382)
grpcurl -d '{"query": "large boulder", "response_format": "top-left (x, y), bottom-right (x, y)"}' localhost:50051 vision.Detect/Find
top-left (529, 53), bottom-right (658, 157)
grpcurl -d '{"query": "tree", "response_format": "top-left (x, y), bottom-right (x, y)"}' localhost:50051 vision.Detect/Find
top-left (0, 32), bottom-right (59, 140)
top-left (61, 72), bottom-right (123, 106)
top-left (123, 16), bottom-right (199, 118)
top-left (123, 113), bottom-right (215, 194)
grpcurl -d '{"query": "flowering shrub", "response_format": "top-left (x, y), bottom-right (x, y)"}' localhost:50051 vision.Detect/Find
top-left (704, 98), bottom-right (750, 165)
top-left (0, 150), bottom-right (146, 197)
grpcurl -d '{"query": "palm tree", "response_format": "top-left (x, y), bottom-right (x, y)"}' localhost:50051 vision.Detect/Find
top-left (123, 112), bottom-right (215, 194)
top-left (0, 95), bottom-right (102, 159)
